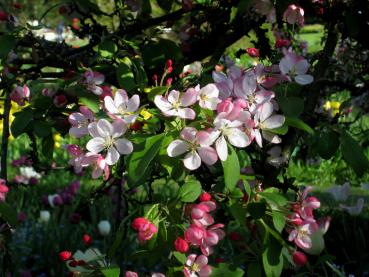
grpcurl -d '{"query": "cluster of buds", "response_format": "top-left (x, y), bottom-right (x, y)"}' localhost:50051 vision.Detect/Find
top-left (131, 217), bottom-right (158, 242)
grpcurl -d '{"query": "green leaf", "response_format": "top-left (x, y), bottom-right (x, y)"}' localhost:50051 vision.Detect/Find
top-left (247, 262), bottom-right (262, 277)
top-left (42, 135), bottom-right (54, 160)
top-left (148, 86), bottom-right (167, 101)
top-left (262, 234), bottom-right (283, 277)
top-left (268, 124), bottom-right (288, 135)
top-left (152, 178), bottom-right (179, 202)
top-left (247, 202), bottom-right (266, 220)
top-left (179, 178), bottom-right (202, 202)
top-left (0, 202), bottom-right (18, 227)
top-left (272, 211), bottom-right (286, 233)
top-left (340, 131), bottom-right (369, 177)
top-left (98, 40), bottom-right (117, 58)
top-left (211, 263), bottom-right (244, 277)
top-left (221, 144), bottom-right (240, 192)
top-left (0, 35), bottom-right (16, 60)
top-left (173, 251), bottom-right (186, 264)
top-left (285, 117), bottom-right (314, 134)
top-left (117, 59), bottom-right (136, 92)
top-left (33, 120), bottom-right (52, 138)
top-left (101, 267), bottom-right (120, 277)
top-left (75, 89), bottom-right (100, 113)
top-left (278, 97), bottom-right (304, 117)
top-left (11, 109), bottom-right (33, 138)
top-left (127, 133), bottom-right (166, 186)
top-left (229, 202), bottom-right (247, 227)
top-left (259, 191), bottom-right (288, 207)
top-left (316, 130), bottom-right (339, 159)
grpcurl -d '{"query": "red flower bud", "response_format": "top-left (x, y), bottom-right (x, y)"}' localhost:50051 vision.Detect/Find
top-left (293, 251), bottom-right (308, 266)
top-left (275, 38), bottom-right (290, 48)
top-left (152, 74), bottom-right (158, 81)
top-left (130, 121), bottom-right (142, 131)
top-left (82, 234), bottom-right (92, 246)
top-left (166, 66), bottom-right (173, 74)
top-left (166, 59), bottom-right (173, 68)
top-left (199, 192), bottom-right (212, 202)
top-left (174, 237), bottom-right (189, 253)
top-left (132, 217), bottom-right (149, 231)
top-left (59, 251), bottom-right (72, 262)
top-left (166, 77), bottom-right (173, 86)
top-left (246, 47), bottom-right (260, 58)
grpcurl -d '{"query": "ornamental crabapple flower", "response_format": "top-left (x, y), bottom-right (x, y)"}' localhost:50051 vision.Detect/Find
top-left (154, 89), bottom-right (197, 119)
top-left (279, 50), bottom-right (313, 85)
top-left (183, 254), bottom-right (212, 277)
top-left (86, 119), bottom-right (133, 165)
top-left (216, 98), bottom-right (247, 121)
top-left (283, 4), bottom-right (305, 26)
top-left (174, 237), bottom-right (189, 253)
top-left (81, 152), bottom-right (110, 179)
top-left (98, 220), bottom-right (111, 236)
top-left (10, 85), bottom-right (30, 106)
top-left (184, 224), bottom-right (205, 246)
top-left (167, 127), bottom-right (218, 170)
top-left (83, 69), bottom-right (105, 95)
top-left (191, 201), bottom-right (216, 226)
top-left (198, 84), bottom-right (221, 110)
top-left (200, 223), bottom-right (226, 256)
top-left (0, 179), bottom-right (9, 202)
top-left (288, 220), bottom-right (318, 249)
top-left (65, 144), bottom-right (84, 174)
top-left (131, 217), bottom-right (158, 241)
top-left (104, 89), bottom-right (140, 123)
top-left (69, 106), bottom-right (95, 138)
top-left (212, 116), bottom-right (251, 161)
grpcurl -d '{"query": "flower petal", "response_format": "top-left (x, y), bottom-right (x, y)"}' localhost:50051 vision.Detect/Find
top-left (126, 95), bottom-right (140, 112)
top-left (215, 136), bottom-right (228, 161)
top-left (97, 119), bottom-right (113, 138)
top-left (104, 96), bottom-right (119, 114)
top-left (295, 74), bottom-right (313, 85)
top-left (105, 147), bottom-right (120, 165)
top-left (198, 146), bottom-right (218, 165)
top-left (154, 96), bottom-right (172, 112)
top-left (86, 137), bottom-right (105, 153)
top-left (177, 108), bottom-right (196, 120)
top-left (227, 128), bottom-right (250, 148)
top-left (114, 138), bottom-right (133, 155)
top-left (183, 151), bottom-right (202, 170)
top-left (262, 115), bottom-right (285, 129)
top-left (167, 140), bottom-right (189, 157)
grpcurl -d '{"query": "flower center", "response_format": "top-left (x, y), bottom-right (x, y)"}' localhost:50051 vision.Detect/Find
top-left (104, 136), bottom-right (114, 149)
top-left (191, 263), bottom-right (200, 272)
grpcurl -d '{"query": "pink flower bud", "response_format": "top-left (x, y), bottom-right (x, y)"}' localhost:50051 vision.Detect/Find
top-left (53, 94), bottom-right (68, 108)
top-left (217, 98), bottom-right (233, 114)
top-left (166, 77), bottom-right (173, 86)
top-left (166, 66), bottom-right (173, 74)
top-left (247, 47), bottom-right (260, 57)
top-left (59, 251), bottom-right (72, 261)
top-left (152, 74), bottom-right (158, 81)
top-left (199, 192), bottom-right (212, 202)
top-left (166, 59), bottom-right (173, 68)
top-left (174, 237), bottom-right (189, 253)
top-left (292, 251), bottom-right (308, 266)
top-left (132, 217), bottom-right (149, 231)
top-left (275, 38), bottom-right (290, 48)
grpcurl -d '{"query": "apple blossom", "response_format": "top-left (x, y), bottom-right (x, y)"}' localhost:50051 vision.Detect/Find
top-left (283, 5), bottom-right (305, 26)
top-left (288, 220), bottom-right (318, 250)
top-left (183, 254), bottom-right (212, 277)
top-left (69, 106), bottom-right (95, 138)
top-left (212, 116), bottom-right (251, 161)
top-left (104, 89), bottom-right (140, 123)
top-left (198, 84), bottom-right (221, 110)
top-left (10, 85), bottom-right (30, 106)
top-left (81, 152), bottom-right (110, 179)
top-left (154, 89), bottom-right (197, 119)
top-left (167, 127), bottom-right (218, 170)
top-left (86, 119), bottom-right (133, 165)
top-left (83, 69), bottom-right (105, 95)
top-left (132, 217), bottom-right (158, 241)
top-left (279, 49), bottom-right (313, 85)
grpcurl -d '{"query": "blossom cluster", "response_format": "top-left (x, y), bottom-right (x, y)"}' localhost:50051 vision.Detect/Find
top-left (286, 187), bottom-right (330, 262)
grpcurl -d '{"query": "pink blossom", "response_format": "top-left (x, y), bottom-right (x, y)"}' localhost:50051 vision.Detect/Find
top-left (69, 106), bottom-right (95, 138)
top-left (154, 89), bottom-right (197, 119)
top-left (104, 89), bottom-right (140, 123)
top-left (200, 224), bottom-right (225, 256)
top-left (183, 254), bottom-right (212, 277)
top-left (279, 49), bottom-right (313, 85)
top-left (81, 153), bottom-right (110, 179)
top-left (283, 5), bottom-right (304, 26)
top-left (10, 85), bottom-right (30, 106)
top-left (198, 84), bottom-right (221, 110)
top-left (216, 98), bottom-right (247, 121)
top-left (125, 272), bottom-right (138, 277)
top-left (132, 217), bottom-right (158, 241)
top-left (0, 179), bottom-right (9, 202)
top-left (191, 201), bottom-right (216, 226)
top-left (65, 144), bottom-right (85, 174)
top-left (184, 224), bottom-right (205, 246)
top-left (86, 119), bottom-right (133, 165)
top-left (83, 69), bottom-right (105, 95)
top-left (288, 220), bottom-right (318, 250)
top-left (167, 127), bottom-right (218, 170)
